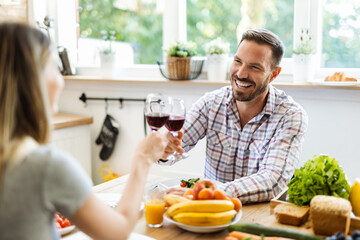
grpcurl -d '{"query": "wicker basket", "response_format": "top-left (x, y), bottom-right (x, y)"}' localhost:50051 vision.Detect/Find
top-left (157, 57), bottom-right (204, 80)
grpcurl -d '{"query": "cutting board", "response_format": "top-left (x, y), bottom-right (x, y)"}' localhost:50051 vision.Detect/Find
top-left (256, 214), bottom-right (314, 234)
top-left (266, 188), bottom-right (360, 234)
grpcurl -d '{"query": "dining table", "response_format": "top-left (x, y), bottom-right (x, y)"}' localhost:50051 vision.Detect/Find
top-left (62, 174), bottom-right (271, 240)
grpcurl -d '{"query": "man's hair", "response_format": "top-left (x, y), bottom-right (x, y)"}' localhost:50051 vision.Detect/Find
top-left (240, 29), bottom-right (284, 69)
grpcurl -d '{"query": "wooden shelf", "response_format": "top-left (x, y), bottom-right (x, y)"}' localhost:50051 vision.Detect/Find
top-left (52, 112), bottom-right (93, 130)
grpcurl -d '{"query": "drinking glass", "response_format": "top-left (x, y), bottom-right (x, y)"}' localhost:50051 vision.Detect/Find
top-left (144, 187), bottom-right (165, 228)
top-left (144, 93), bottom-right (170, 132)
top-left (165, 97), bottom-right (189, 161)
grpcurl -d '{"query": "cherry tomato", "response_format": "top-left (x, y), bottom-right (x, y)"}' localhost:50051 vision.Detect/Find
top-left (180, 181), bottom-right (187, 187)
top-left (61, 218), bottom-right (71, 228)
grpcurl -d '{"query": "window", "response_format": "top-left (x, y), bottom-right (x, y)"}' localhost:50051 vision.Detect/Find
top-left (322, 0), bottom-right (360, 68)
top-left (78, 0), bottom-right (162, 65)
top-left (187, 0), bottom-right (294, 57)
top-left (70, 0), bottom-right (360, 78)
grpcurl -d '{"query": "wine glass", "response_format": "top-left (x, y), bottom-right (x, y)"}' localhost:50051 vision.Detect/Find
top-left (144, 93), bottom-right (170, 132)
top-left (165, 97), bottom-right (189, 161)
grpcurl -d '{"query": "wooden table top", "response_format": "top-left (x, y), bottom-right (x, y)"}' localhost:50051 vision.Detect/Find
top-left (64, 174), bottom-right (270, 240)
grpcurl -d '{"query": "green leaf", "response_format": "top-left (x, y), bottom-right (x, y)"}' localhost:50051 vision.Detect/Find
top-left (287, 155), bottom-right (350, 206)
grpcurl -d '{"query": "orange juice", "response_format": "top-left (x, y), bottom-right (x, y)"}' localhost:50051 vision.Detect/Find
top-left (145, 199), bottom-right (165, 226)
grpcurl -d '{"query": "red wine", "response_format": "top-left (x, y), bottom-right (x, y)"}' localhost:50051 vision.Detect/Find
top-left (146, 113), bottom-right (169, 130)
top-left (165, 116), bottom-right (185, 132)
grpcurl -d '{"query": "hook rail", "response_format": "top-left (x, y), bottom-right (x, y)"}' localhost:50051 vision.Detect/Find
top-left (79, 93), bottom-right (145, 105)
top-left (79, 93), bottom-right (148, 136)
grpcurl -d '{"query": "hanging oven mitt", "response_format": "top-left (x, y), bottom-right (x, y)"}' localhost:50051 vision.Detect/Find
top-left (95, 114), bottom-right (119, 160)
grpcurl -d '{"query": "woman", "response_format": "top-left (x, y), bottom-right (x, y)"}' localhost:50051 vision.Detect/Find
top-left (0, 22), bottom-right (167, 240)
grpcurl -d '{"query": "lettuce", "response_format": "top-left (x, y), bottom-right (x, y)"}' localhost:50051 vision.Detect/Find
top-left (287, 155), bottom-right (350, 206)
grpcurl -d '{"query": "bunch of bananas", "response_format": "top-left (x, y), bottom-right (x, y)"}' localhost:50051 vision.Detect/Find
top-left (165, 194), bottom-right (237, 226)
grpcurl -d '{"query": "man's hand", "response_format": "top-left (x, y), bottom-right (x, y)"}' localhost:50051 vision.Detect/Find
top-left (161, 131), bottom-right (185, 159)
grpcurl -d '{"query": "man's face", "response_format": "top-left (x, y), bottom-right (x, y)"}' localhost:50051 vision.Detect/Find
top-left (229, 40), bottom-right (276, 102)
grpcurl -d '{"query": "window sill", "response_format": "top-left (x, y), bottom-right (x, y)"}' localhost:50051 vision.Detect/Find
top-left (63, 74), bottom-right (360, 91)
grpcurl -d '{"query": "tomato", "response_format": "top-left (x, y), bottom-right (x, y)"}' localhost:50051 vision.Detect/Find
top-left (61, 218), bottom-right (71, 228)
top-left (180, 181), bottom-right (187, 188)
top-left (54, 212), bottom-right (72, 229)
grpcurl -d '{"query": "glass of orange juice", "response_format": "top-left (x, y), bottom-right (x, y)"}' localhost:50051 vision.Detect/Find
top-left (145, 187), bottom-right (165, 228)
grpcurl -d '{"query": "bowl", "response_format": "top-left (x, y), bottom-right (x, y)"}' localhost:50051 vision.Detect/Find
top-left (163, 210), bottom-right (242, 233)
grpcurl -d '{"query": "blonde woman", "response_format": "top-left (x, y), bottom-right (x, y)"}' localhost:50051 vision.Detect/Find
top-left (0, 22), bottom-right (167, 240)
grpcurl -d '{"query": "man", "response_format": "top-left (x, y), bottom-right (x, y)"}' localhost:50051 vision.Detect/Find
top-left (162, 29), bottom-right (308, 204)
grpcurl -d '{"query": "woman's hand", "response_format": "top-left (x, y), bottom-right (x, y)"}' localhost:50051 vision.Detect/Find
top-left (134, 131), bottom-right (168, 166)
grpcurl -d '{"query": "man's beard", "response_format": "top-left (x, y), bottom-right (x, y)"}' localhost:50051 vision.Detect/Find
top-left (231, 73), bottom-right (271, 102)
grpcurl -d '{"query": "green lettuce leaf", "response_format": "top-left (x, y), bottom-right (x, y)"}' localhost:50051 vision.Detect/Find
top-left (287, 155), bottom-right (350, 206)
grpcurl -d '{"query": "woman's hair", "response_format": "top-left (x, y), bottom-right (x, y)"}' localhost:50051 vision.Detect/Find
top-left (240, 29), bottom-right (284, 70)
top-left (0, 22), bottom-right (52, 181)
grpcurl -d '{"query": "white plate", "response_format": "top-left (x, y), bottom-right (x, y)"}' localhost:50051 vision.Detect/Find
top-left (96, 193), bottom-right (144, 211)
top-left (58, 225), bottom-right (76, 236)
top-left (153, 176), bottom-right (221, 190)
top-left (310, 79), bottom-right (359, 86)
top-left (164, 210), bottom-right (242, 233)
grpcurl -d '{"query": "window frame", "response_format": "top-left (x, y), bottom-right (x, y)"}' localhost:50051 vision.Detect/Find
top-left (51, 0), bottom-right (360, 80)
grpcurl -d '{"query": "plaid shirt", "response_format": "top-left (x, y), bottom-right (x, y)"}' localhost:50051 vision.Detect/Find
top-left (180, 85), bottom-right (308, 204)
top-left (182, 85), bottom-right (308, 203)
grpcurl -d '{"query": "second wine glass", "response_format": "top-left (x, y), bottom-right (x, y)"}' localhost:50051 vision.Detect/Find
top-left (165, 97), bottom-right (189, 161)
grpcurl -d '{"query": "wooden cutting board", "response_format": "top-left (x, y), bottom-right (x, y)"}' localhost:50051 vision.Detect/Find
top-left (256, 214), bottom-right (314, 234)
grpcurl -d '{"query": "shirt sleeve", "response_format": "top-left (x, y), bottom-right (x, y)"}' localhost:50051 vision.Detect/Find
top-left (182, 94), bottom-right (209, 151)
top-left (42, 147), bottom-right (93, 218)
top-left (218, 108), bottom-right (308, 204)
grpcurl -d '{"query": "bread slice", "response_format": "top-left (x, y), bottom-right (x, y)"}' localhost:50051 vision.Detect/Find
top-left (274, 203), bottom-right (310, 226)
top-left (310, 195), bottom-right (352, 236)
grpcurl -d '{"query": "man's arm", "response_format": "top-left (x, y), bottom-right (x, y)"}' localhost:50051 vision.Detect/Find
top-left (219, 109), bottom-right (308, 204)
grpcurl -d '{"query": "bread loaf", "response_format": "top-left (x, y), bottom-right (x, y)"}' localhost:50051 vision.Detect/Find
top-left (274, 203), bottom-right (310, 226)
top-left (310, 195), bottom-right (352, 236)
top-left (325, 72), bottom-right (357, 82)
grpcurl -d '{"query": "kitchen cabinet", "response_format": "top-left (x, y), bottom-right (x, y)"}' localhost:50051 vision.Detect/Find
top-left (51, 113), bottom-right (93, 177)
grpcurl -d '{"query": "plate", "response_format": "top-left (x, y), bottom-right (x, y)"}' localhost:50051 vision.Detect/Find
top-left (58, 225), bottom-right (76, 236)
top-left (310, 79), bottom-right (359, 86)
top-left (163, 210), bottom-right (242, 233)
top-left (95, 193), bottom-right (145, 211)
top-left (153, 176), bottom-right (221, 190)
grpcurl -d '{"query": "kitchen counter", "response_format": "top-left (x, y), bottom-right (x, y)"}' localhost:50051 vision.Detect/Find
top-left (52, 112), bottom-right (93, 130)
top-left (64, 75), bottom-right (360, 91)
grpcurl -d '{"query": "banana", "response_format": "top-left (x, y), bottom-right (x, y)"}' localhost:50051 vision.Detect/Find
top-left (167, 199), bottom-right (234, 217)
top-left (164, 194), bottom-right (190, 206)
top-left (173, 209), bottom-right (237, 226)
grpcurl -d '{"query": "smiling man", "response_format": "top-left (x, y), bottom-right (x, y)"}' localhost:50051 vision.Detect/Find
top-left (162, 29), bottom-right (308, 204)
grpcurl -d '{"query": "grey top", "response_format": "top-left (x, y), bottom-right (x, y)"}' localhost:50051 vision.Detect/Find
top-left (0, 146), bottom-right (92, 240)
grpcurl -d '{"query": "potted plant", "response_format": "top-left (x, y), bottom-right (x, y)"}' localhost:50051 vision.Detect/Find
top-left (292, 29), bottom-right (316, 83)
top-left (163, 41), bottom-right (197, 80)
top-left (99, 30), bottom-right (117, 76)
top-left (205, 38), bottom-right (230, 82)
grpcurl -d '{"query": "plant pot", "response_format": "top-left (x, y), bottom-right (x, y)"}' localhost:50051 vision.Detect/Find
top-left (292, 54), bottom-right (315, 84)
top-left (100, 52), bottom-right (116, 77)
top-left (206, 54), bottom-right (228, 82)
top-left (166, 57), bottom-right (191, 80)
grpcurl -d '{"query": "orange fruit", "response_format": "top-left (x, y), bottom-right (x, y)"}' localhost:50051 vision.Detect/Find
top-left (231, 197), bottom-right (242, 212)
top-left (198, 188), bottom-right (215, 200)
top-left (183, 189), bottom-right (194, 200)
top-left (214, 189), bottom-right (229, 200)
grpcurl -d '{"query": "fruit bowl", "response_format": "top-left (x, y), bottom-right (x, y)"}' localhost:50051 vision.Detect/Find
top-left (164, 210), bottom-right (242, 233)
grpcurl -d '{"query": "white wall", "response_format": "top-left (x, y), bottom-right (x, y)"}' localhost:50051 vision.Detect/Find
top-left (59, 80), bottom-right (360, 185)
